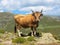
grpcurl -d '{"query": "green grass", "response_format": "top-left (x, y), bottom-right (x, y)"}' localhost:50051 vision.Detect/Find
top-left (0, 14), bottom-right (60, 40)
top-left (1, 23), bottom-right (60, 41)
top-left (27, 36), bottom-right (35, 41)
top-left (12, 37), bottom-right (26, 43)
top-left (53, 35), bottom-right (60, 40)
top-left (37, 25), bottom-right (60, 40)
top-left (0, 30), bottom-right (5, 33)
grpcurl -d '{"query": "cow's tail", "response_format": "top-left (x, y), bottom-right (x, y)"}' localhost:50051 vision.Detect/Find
top-left (14, 25), bottom-right (17, 33)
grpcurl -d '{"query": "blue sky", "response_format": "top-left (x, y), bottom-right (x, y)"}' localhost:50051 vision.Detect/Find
top-left (0, 0), bottom-right (60, 16)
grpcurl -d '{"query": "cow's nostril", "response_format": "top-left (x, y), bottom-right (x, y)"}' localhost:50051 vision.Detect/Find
top-left (37, 21), bottom-right (39, 22)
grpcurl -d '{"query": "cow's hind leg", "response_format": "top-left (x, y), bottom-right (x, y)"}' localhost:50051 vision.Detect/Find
top-left (17, 29), bottom-right (21, 37)
top-left (14, 25), bottom-right (17, 33)
top-left (31, 27), bottom-right (34, 36)
top-left (16, 25), bottom-right (21, 37)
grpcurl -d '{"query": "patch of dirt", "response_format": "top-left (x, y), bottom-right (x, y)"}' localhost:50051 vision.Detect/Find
top-left (0, 32), bottom-right (60, 45)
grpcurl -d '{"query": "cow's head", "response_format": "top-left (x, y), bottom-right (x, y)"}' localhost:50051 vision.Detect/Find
top-left (32, 10), bottom-right (43, 22)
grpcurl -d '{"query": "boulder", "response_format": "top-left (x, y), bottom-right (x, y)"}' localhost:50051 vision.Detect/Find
top-left (36, 33), bottom-right (59, 44)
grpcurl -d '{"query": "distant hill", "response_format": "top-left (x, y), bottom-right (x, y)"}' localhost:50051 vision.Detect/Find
top-left (0, 12), bottom-right (14, 30)
top-left (40, 16), bottom-right (60, 26)
top-left (0, 12), bottom-right (60, 32)
top-left (0, 12), bottom-right (60, 41)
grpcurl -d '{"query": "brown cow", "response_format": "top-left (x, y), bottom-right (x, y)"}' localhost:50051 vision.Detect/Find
top-left (14, 10), bottom-right (43, 36)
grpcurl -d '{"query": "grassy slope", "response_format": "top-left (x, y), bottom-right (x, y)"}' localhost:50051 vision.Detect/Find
top-left (0, 12), bottom-right (14, 30)
top-left (6, 16), bottom-right (60, 37)
top-left (0, 12), bottom-right (60, 39)
top-left (37, 16), bottom-right (60, 40)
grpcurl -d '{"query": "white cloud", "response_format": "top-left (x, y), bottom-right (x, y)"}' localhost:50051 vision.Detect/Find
top-left (19, 6), bottom-right (54, 14)
top-left (0, 0), bottom-right (59, 10)
top-left (0, 10), bottom-right (4, 12)
top-left (0, 0), bottom-right (60, 15)
top-left (45, 0), bottom-right (54, 3)
top-left (0, 0), bottom-right (21, 10)
top-left (20, 6), bottom-right (53, 12)
top-left (1, 0), bottom-right (8, 6)
top-left (27, 0), bottom-right (41, 4)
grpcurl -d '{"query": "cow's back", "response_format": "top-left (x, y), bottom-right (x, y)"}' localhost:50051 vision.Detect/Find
top-left (14, 14), bottom-right (25, 19)
top-left (14, 14), bottom-right (36, 28)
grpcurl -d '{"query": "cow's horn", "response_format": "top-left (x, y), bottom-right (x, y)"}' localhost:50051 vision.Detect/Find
top-left (41, 9), bottom-right (43, 13)
top-left (31, 10), bottom-right (34, 13)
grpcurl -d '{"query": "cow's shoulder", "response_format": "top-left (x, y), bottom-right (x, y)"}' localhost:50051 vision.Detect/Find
top-left (14, 14), bottom-right (25, 19)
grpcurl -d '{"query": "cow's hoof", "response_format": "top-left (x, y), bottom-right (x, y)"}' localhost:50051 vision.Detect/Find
top-left (21, 33), bottom-right (27, 37)
top-left (36, 32), bottom-right (42, 37)
top-left (28, 32), bottom-right (31, 36)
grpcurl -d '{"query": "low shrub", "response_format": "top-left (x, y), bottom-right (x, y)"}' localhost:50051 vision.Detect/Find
top-left (12, 37), bottom-right (26, 43)
top-left (36, 32), bottom-right (42, 37)
top-left (53, 35), bottom-right (60, 40)
top-left (0, 30), bottom-right (5, 33)
top-left (0, 44), bottom-right (3, 45)
top-left (27, 36), bottom-right (35, 41)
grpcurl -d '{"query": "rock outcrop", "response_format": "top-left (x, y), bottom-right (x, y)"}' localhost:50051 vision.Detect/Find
top-left (36, 33), bottom-right (59, 45)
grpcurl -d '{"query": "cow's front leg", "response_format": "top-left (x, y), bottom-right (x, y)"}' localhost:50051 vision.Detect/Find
top-left (33, 27), bottom-right (37, 36)
top-left (31, 27), bottom-right (34, 36)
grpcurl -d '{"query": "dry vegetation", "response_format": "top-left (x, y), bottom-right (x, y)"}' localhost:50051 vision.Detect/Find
top-left (0, 12), bottom-right (60, 45)
top-left (0, 31), bottom-right (60, 45)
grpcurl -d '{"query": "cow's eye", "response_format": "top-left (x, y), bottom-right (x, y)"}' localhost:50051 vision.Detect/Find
top-left (39, 16), bottom-right (40, 18)
top-left (41, 14), bottom-right (43, 16)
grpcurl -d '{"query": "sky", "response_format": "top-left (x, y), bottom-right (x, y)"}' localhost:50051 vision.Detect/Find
top-left (0, 0), bottom-right (60, 16)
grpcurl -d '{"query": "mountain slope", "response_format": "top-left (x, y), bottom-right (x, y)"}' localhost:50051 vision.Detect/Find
top-left (0, 12), bottom-right (60, 40)
top-left (0, 12), bottom-right (60, 32)
top-left (0, 12), bottom-right (14, 30)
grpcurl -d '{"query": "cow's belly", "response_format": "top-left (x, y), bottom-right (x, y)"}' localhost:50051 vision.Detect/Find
top-left (21, 25), bottom-right (29, 28)
top-left (20, 23), bottom-right (30, 28)
top-left (20, 24), bottom-right (38, 28)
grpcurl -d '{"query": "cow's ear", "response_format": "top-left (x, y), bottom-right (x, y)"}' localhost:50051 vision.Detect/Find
top-left (31, 10), bottom-right (34, 13)
top-left (31, 10), bottom-right (35, 16)
top-left (41, 9), bottom-right (43, 13)
top-left (32, 13), bottom-right (35, 16)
